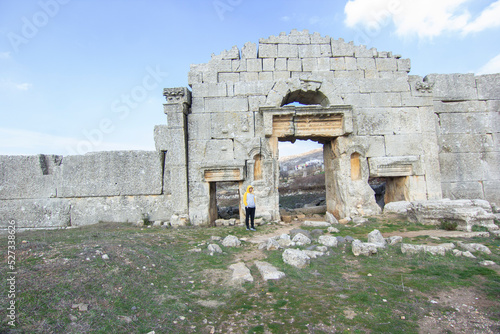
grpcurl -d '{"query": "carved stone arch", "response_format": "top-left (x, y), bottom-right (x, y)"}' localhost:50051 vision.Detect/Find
top-left (265, 78), bottom-right (330, 107)
top-left (248, 146), bottom-right (271, 160)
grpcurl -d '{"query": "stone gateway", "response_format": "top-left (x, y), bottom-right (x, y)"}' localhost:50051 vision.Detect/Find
top-left (1, 30), bottom-right (499, 229)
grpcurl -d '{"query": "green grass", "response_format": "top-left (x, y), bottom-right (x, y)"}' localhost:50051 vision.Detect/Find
top-left (1, 218), bottom-right (499, 333)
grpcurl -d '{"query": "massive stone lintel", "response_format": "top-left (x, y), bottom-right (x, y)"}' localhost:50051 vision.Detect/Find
top-left (261, 105), bottom-right (353, 139)
top-left (202, 165), bottom-right (245, 182)
top-left (368, 156), bottom-right (422, 177)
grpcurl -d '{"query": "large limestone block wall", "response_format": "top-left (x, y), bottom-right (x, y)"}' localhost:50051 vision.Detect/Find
top-left (0, 151), bottom-right (170, 229)
top-left (185, 30), bottom-right (443, 223)
top-left (429, 73), bottom-right (500, 204)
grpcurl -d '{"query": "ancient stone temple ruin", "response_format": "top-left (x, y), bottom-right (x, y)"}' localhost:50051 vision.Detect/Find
top-left (1, 30), bottom-right (499, 229)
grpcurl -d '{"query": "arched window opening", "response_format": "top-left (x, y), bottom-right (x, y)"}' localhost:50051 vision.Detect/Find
top-left (350, 152), bottom-right (362, 181)
top-left (254, 154), bottom-right (263, 180)
top-left (281, 90), bottom-right (329, 107)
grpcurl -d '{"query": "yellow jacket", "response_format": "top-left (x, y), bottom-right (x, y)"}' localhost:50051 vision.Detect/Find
top-left (243, 185), bottom-right (256, 208)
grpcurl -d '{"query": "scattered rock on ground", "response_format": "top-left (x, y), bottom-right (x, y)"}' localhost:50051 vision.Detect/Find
top-left (292, 233), bottom-right (312, 246)
top-left (401, 243), bottom-right (448, 256)
top-left (222, 235), bottom-right (241, 247)
top-left (325, 212), bottom-right (339, 225)
top-left (457, 241), bottom-right (491, 254)
top-left (302, 220), bottom-right (331, 227)
top-left (351, 240), bottom-right (378, 256)
top-left (328, 226), bottom-right (340, 233)
top-left (480, 260), bottom-right (496, 266)
top-left (282, 249), bottom-right (311, 268)
top-left (228, 262), bottom-right (253, 282)
top-left (367, 229), bottom-right (387, 248)
top-left (383, 201), bottom-right (412, 214)
top-left (255, 261), bottom-right (285, 280)
top-left (208, 244), bottom-right (223, 254)
top-left (386, 236), bottom-right (403, 245)
top-left (318, 235), bottom-right (338, 247)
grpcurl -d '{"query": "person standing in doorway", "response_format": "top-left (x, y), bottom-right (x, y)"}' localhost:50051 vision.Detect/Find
top-left (243, 185), bottom-right (256, 231)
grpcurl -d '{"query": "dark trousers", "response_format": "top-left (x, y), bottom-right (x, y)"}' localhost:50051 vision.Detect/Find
top-left (245, 207), bottom-right (255, 228)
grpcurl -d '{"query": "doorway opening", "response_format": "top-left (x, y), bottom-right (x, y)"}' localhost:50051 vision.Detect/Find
top-left (369, 176), bottom-right (408, 209)
top-left (278, 139), bottom-right (326, 217)
top-left (211, 181), bottom-right (241, 223)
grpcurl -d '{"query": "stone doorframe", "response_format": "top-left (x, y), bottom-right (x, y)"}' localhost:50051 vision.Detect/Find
top-left (259, 104), bottom-right (380, 218)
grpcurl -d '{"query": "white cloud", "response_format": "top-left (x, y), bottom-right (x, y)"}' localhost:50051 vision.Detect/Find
top-left (0, 80), bottom-right (33, 91)
top-left (0, 52), bottom-right (11, 59)
top-left (477, 53), bottom-right (500, 75)
top-left (344, 0), bottom-right (500, 39)
top-left (15, 83), bottom-right (32, 91)
top-left (0, 128), bottom-right (151, 155)
top-left (462, 0), bottom-right (500, 34)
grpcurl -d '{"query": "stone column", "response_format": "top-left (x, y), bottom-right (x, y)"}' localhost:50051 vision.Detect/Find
top-left (162, 87), bottom-right (191, 218)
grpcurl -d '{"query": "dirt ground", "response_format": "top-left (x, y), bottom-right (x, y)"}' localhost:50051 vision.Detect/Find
top-left (237, 220), bottom-right (500, 333)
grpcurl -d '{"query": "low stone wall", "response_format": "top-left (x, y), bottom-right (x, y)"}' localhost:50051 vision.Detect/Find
top-left (0, 151), bottom-right (170, 230)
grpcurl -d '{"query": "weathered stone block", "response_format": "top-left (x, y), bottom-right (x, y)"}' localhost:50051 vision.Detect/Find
top-left (298, 44), bottom-right (322, 58)
top-left (397, 58), bottom-right (411, 72)
top-left (275, 58), bottom-right (287, 71)
top-left (241, 42), bottom-right (257, 59)
top-left (371, 92), bottom-right (402, 106)
top-left (191, 83), bottom-right (227, 98)
top-left (278, 44), bottom-right (299, 58)
top-left (258, 44), bottom-right (278, 58)
top-left (476, 74), bottom-right (500, 100)
top-left (232, 59), bottom-right (247, 72)
top-left (433, 100), bottom-right (487, 113)
top-left (376, 58), bottom-right (397, 72)
top-left (441, 181), bottom-right (484, 200)
top-left (331, 38), bottom-right (354, 57)
top-left (356, 58), bottom-right (376, 70)
top-left (439, 133), bottom-right (496, 153)
top-left (287, 58), bottom-right (302, 71)
top-left (439, 153), bottom-right (486, 182)
top-left (218, 73), bottom-right (240, 82)
top-left (205, 139), bottom-right (234, 161)
top-left (211, 112), bottom-right (254, 138)
top-left (262, 58), bottom-right (275, 71)
top-left (240, 72), bottom-right (259, 81)
top-left (233, 81), bottom-right (274, 96)
top-left (259, 72), bottom-right (273, 81)
top-left (0, 198), bottom-right (70, 228)
top-left (359, 77), bottom-right (410, 93)
top-left (385, 134), bottom-right (426, 156)
top-left (205, 97), bottom-right (249, 112)
top-left (354, 46), bottom-right (375, 58)
top-left (484, 180), bottom-right (500, 205)
top-left (274, 71), bottom-right (291, 80)
top-left (59, 151), bottom-right (162, 197)
top-left (345, 57), bottom-right (357, 70)
top-left (438, 112), bottom-right (498, 135)
top-left (426, 73), bottom-right (478, 101)
top-left (356, 107), bottom-right (422, 135)
top-left (334, 70), bottom-right (364, 79)
top-left (70, 195), bottom-right (171, 226)
top-left (288, 29), bottom-right (311, 44)
top-left (0, 155), bottom-right (60, 199)
top-left (330, 57), bottom-right (346, 71)
top-left (368, 156), bottom-right (423, 177)
top-left (302, 58), bottom-right (318, 71)
top-left (401, 92), bottom-right (433, 107)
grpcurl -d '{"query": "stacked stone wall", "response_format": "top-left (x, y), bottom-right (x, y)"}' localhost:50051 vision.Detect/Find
top-left (0, 151), bottom-right (170, 229)
top-left (430, 73), bottom-right (500, 204)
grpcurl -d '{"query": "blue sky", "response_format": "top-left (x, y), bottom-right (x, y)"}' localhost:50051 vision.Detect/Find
top-left (1, 0), bottom-right (499, 157)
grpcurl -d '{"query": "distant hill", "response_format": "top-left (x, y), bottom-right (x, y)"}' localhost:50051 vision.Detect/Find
top-left (279, 148), bottom-right (323, 170)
